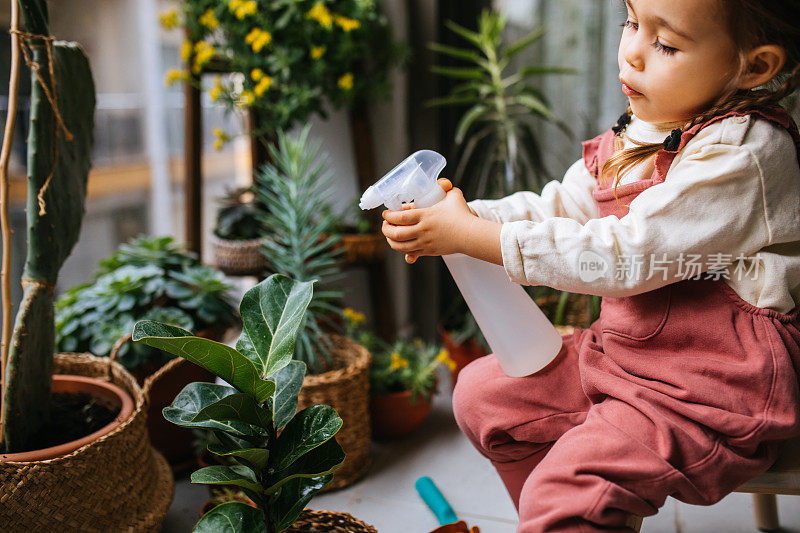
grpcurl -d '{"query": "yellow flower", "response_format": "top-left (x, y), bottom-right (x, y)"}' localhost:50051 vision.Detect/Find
top-left (436, 349), bottom-right (457, 371)
top-left (229, 0), bottom-right (257, 19)
top-left (337, 72), bottom-right (354, 91)
top-left (164, 68), bottom-right (189, 87)
top-left (238, 89), bottom-right (255, 107)
top-left (389, 352), bottom-right (409, 371)
top-left (159, 8), bottom-right (179, 30)
top-left (245, 28), bottom-right (272, 53)
top-left (192, 41), bottom-right (216, 74)
top-left (209, 76), bottom-right (224, 101)
top-left (212, 128), bottom-right (231, 151)
top-left (310, 46), bottom-right (326, 60)
top-left (251, 68), bottom-right (264, 81)
top-left (334, 14), bottom-right (361, 32)
top-left (254, 76), bottom-right (273, 97)
top-left (306, 2), bottom-right (333, 28)
top-left (343, 307), bottom-right (366, 325)
top-left (180, 39), bottom-right (193, 62)
top-left (199, 9), bottom-right (219, 30)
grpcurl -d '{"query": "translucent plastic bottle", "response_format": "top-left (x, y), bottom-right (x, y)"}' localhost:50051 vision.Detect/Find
top-left (360, 150), bottom-right (564, 377)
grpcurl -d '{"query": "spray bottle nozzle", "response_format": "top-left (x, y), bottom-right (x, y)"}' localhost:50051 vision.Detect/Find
top-left (359, 150), bottom-right (448, 211)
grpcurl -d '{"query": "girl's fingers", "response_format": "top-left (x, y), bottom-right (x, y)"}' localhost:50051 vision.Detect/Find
top-left (385, 236), bottom-right (421, 254)
top-left (382, 208), bottom-right (422, 225)
top-left (405, 254), bottom-right (418, 264)
top-left (438, 178), bottom-right (453, 192)
top-left (382, 220), bottom-right (417, 242)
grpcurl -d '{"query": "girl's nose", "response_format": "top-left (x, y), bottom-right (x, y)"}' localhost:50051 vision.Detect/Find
top-left (622, 36), bottom-right (645, 70)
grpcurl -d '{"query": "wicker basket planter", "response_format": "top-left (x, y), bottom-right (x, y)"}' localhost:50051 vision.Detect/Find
top-left (0, 353), bottom-right (174, 532)
top-left (287, 509), bottom-right (377, 532)
top-left (209, 234), bottom-right (268, 276)
top-left (297, 334), bottom-right (372, 491)
top-left (337, 233), bottom-right (385, 265)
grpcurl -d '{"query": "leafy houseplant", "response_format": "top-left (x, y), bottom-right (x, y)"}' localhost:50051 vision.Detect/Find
top-left (133, 274), bottom-right (349, 532)
top-left (163, 0), bottom-right (404, 148)
top-left (429, 9), bottom-right (573, 200)
top-left (210, 186), bottom-right (270, 276)
top-left (55, 235), bottom-right (238, 370)
top-left (255, 126), bottom-right (345, 375)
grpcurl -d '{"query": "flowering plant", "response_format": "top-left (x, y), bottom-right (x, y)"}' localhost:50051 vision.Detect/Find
top-left (343, 308), bottom-right (456, 404)
top-left (161, 0), bottom-right (405, 146)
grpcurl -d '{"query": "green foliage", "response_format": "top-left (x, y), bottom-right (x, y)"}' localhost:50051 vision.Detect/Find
top-left (342, 308), bottom-right (452, 404)
top-left (1, 0), bottom-right (97, 451)
top-left (214, 186), bottom-right (264, 241)
top-left (429, 9), bottom-right (574, 199)
top-left (55, 236), bottom-right (237, 369)
top-left (134, 274), bottom-right (346, 533)
top-left (254, 126), bottom-right (345, 375)
top-left (167, 0), bottom-right (406, 138)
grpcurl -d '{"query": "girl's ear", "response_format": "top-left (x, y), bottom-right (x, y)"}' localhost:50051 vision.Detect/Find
top-left (738, 45), bottom-right (787, 90)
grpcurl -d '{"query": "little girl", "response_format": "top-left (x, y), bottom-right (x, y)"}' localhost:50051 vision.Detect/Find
top-left (382, 0), bottom-right (800, 531)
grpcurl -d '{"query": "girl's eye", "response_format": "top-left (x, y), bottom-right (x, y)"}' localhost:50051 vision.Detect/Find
top-left (621, 20), bottom-right (639, 30)
top-left (653, 40), bottom-right (678, 56)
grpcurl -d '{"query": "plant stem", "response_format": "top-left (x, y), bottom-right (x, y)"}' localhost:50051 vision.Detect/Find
top-left (554, 290), bottom-right (570, 326)
top-left (0, 0), bottom-right (21, 448)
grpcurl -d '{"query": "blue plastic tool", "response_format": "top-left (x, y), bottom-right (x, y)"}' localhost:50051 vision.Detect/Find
top-left (415, 476), bottom-right (459, 525)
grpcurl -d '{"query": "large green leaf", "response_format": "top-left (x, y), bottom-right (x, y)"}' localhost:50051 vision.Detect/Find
top-left (163, 383), bottom-right (267, 437)
top-left (264, 437), bottom-right (345, 495)
top-left (238, 274), bottom-right (314, 378)
top-left (268, 360), bottom-right (306, 431)
top-left (269, 475), bottom-right (333, 532)
top-left (194, 391), bottom-right (272, 429)
top-left (207, 437), bottom-right (270, 471)
top-left (271, 405), bottom-right (343, 472)
top-left (192, 465), bottom-right (262, 493)
top-left (194, 502), bottom-right (266, 533)
top-left (132, 321), bottom-right (276, 402)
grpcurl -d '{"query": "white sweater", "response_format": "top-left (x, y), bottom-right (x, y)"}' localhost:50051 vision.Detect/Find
top-left (467, 114), bottom-right (800, 314)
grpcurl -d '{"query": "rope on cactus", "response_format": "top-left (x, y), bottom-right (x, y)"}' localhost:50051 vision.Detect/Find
top-left (9, 28), bottom-right (73, 216)
top-left (20, 278), bottom-right (55, 293)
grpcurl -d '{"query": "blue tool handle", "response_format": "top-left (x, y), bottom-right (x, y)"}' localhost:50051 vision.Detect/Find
top-left (415, 476), bottom-right (459, 525)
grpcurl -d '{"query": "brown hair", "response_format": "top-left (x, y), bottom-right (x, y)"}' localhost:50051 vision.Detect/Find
top-left (601, 0), bottom-right (800, 205)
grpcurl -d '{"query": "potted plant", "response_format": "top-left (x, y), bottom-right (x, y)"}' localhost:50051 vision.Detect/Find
top-left (163, 0), bottom-right (404, 161)
top-left (54, 235), bottom-right (239, 467)
top-left (132, 274), bottom-right (376, 532)
top-left (344, 309), bottom-right (456, 440)
top-left (0, 1), bottom-right (171, 529)
top-left (330, 199), bottom-right (386, 266)
top-left (210, 186), bottom-right (269, 276)
top-left (254, 126), bottom-right (372, 490)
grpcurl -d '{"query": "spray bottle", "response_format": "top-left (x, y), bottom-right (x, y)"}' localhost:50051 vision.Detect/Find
top-left (360, 150), bottom-right (564, 377)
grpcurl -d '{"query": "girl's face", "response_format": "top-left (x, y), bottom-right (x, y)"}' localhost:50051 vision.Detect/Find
top-left (618, 0), bottom-right (742, 124)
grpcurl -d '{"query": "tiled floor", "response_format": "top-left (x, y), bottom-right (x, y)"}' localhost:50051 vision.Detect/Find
top-left (163, 367), bottom-right (800, 532)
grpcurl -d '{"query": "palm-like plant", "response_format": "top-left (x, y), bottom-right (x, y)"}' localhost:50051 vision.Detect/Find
top-left (429, 9), bottom-right (573, 199)
top-left (255, 126), bottom-right (344, 375)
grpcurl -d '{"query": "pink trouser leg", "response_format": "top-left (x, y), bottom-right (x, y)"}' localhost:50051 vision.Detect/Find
top-left (491, 446), bottom-right (551, 511)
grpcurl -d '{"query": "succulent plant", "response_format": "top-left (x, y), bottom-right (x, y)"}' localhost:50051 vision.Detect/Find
top-left (133, 274), bottom-right (345, 533)
top-left (213, 187), bottom-right (263, 241)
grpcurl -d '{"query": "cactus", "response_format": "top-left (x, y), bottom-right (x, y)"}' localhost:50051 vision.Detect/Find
top-left (1, 0), bottom-right (95, 452)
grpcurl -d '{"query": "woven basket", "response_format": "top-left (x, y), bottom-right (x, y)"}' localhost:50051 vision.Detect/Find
top-left (297, 334), bottom-right (371, 492)
top-left (338, 233), bottom-right (385, 265)
top-left (0, 353), bottom-right (174, 532)
top-left (210, 234), bottom-right (268, 276)
top-left (287, 509), bottom-right (377, 533)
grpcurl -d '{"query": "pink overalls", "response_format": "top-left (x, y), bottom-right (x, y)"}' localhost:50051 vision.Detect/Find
top-left (452, 107), bottom-right (800, 532)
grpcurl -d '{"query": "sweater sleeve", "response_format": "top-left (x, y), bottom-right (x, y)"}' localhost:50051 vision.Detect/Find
top-left (499, 135), bottom-right (774, 297)
top-left (466, 158), bottom-right (600, 224)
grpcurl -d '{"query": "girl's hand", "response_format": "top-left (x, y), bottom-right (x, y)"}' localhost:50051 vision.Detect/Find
top-left (382, 178), bottom-right (475, 264)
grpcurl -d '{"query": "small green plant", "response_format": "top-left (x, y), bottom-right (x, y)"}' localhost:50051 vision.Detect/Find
top-left (429, 9), bottom-right (573, 199)
top-left (213, 186), bottom-right (263, 241)
top-left (343, 308), bottom-right (455, 404)
top-left (55, 236), bottom-right (237, 369)
top-left (133, 274), bottom-right (345, 533)
top-left (255, 126), bottom-right (345, 374)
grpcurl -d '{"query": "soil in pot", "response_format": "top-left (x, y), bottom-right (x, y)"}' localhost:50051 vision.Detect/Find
top-left (370, 390), bottom-right (433, 440)
top-left (1, 375), bottom-right (133, 462)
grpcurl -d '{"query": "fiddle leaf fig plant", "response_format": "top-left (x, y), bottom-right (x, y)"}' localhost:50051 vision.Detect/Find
top-left (132, 274), bottom-right (345, 533)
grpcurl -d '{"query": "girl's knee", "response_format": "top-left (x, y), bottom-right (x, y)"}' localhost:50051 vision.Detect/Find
top-left (452, 354), bottom-right (500, 433)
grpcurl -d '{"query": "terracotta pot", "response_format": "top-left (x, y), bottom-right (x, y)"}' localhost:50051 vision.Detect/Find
top-left (369, 389), bottom-right (433, 440)
top-left (0, 374), bottom-right (134, 462)
top-left (438, 325), bottom-right (488, 392)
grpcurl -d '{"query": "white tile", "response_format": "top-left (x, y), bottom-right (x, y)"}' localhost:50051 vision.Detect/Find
top-left (672, 492), bottom-right (800, 533)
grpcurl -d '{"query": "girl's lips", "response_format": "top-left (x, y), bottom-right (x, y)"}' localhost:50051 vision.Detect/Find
top-left (621, 82), bottom-right (643, 97)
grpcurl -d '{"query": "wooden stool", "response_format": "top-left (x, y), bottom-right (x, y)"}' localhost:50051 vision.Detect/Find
top-left (630, 435), bottom-right (800, 531)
